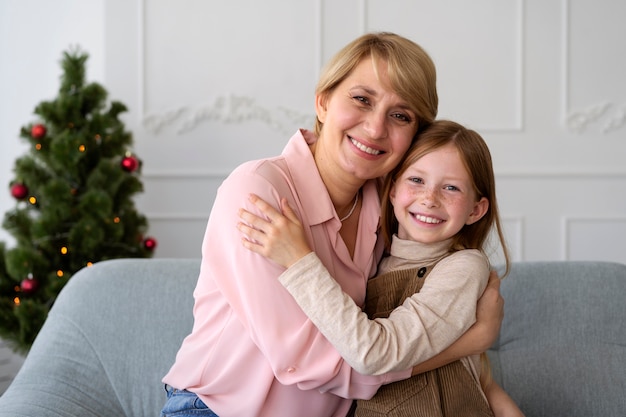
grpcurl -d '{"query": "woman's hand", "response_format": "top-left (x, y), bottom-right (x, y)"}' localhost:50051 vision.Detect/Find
top-left (238, 194), bottom-right (312, 268)
top-left (473, 271), bottom-right (505, 352)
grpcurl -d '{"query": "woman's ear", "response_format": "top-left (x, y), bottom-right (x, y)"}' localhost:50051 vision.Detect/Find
top-left (466, 197), bottom-right (489, 225)
top-left (315, 93), bottom-right (328, 124)
top-left (389, 182), bottom-right (397, 206)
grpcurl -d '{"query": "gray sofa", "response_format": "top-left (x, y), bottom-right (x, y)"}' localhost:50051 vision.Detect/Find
top-left (0, 258), bottom-right (624, 417)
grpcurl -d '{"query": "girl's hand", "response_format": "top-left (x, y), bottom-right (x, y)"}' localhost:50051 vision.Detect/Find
top-left (410, 272), bottom-right (504, 376)
top-left (238, 194), bottom-right (312, 268)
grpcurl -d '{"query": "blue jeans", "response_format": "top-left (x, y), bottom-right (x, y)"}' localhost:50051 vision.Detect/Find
top-left (161, 385), bottom-right (219, 417)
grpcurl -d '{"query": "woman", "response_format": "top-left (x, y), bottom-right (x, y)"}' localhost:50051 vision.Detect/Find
top-left (161, 32), bottom-right (503, 417)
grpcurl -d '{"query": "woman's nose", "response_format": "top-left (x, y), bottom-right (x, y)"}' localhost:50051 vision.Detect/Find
top-left (364, 110), bottom-right (388, 139)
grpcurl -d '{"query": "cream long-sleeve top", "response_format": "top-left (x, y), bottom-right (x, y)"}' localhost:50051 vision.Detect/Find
top-left (278, 235), bottom-right (490, 376)
top-left (162, 130), bottom-right (411, 417)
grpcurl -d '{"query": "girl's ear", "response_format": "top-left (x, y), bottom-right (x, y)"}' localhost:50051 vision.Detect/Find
top-left (315, 93), bottom-right (328, 124)
top-left (466, 197), bottom-right (489, 225)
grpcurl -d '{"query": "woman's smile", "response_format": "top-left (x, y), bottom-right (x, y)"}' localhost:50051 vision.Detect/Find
top-left (349, 136), bottom-right (384, 156)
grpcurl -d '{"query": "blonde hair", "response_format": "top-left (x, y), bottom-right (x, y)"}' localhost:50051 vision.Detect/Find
top-left (380, 120), bottom-right (511, 277)
top-left (314, 32), bottom-right (438, 136)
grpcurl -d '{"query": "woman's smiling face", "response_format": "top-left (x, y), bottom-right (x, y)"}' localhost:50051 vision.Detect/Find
top-left (314, 57), bottom-right (419, 181)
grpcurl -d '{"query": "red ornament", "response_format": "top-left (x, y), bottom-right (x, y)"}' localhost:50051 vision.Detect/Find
top-left (143, 237), bottom-right (157, 251)
top-left (121, 155), bottom-right (139, 172)
top-left (31, 124), bottom-right (47, 139)
top-left (10, 183), bottom-right (29, 200)
top-left (20, 277), bottom-right (39, 294)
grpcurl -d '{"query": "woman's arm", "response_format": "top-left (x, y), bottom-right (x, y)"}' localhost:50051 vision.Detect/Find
top-left (238, 195), bottom-right (504, 375)
top-left (483, 380), bottom-right (525, 417)
top-left (212, 170), bottom-right (409, 398)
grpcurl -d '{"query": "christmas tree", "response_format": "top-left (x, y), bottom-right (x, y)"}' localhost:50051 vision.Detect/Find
top-left (0, 48), bottom-right (156, 353)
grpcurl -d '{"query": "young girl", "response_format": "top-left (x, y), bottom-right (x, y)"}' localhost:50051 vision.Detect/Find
top-left (238, 120), bottom-right (524, 416)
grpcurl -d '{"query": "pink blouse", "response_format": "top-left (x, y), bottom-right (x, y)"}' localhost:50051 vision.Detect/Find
top-left (162, 130), bottom-right (411, 417)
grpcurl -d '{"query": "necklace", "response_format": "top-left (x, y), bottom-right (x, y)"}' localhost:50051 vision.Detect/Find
top-left (339, 192), bottom-right (359, 222)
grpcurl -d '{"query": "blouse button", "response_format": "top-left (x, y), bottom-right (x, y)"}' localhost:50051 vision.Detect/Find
top-left (417, 267), bottom-right (427, 278)
top-left (287, 367), bottom-right (296, 373)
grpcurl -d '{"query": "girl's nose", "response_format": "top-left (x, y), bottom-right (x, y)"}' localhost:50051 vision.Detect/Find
top-left (420, 187), bottom-right (439, 208)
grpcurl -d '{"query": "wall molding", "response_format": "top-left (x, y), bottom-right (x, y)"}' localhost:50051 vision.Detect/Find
top-left (561, 0), bottom-right (626, 133)
top-left (496, 170), bottom-right (626, 179)
top-left (141, 95), bottom-right (314, 135)
top-left (137, 0), bottom-right (527, 135)
top-left (366, 0), bottom-right (525, 133)
top-left (503, 216), bottom-right (525, 262)
top-left (488, 0), bottom-right (525, 133)
top-left (561, 216), bottom-right (626, 260)
top-left (140, 169), bottom-right (626, 180)
top-left (137, 0), bottom-right (321, 136)
top-left (145, 213), bottom-right (209, 221)
top-left (142, 170), bottom-right (228, 180)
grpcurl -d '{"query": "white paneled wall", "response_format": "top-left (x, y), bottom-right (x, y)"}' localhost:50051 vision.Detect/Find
top-left (2, 0), bottom-right (625, 264)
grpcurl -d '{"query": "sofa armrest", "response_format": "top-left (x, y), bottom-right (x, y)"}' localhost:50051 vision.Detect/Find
top-left (0, 258), bottom-right (200, 417)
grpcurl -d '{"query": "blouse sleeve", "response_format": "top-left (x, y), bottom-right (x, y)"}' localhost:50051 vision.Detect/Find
top-left (278, 249), bottom-right (490, 375)
top-left (200, 166), bottom-right (409, 398)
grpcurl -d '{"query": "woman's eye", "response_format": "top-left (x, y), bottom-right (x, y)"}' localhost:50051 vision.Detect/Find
top-left (392, 113), bottom-right (412, 123)
top-left (353, 95), bottom-right (369, 105)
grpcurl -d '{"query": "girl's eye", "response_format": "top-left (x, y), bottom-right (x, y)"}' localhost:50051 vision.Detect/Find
top-left (444, 185), bottom-right (460, 191)
top-left (409, 177), bottom-right (424, 184)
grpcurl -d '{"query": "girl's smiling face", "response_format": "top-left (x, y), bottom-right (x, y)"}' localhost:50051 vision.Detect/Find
top-left (389, 143), bottom-right (489, 244)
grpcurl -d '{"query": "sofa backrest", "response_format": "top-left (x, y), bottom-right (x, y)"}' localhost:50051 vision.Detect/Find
top-left (2, 259), bottom-right (625, 417)
top-left (488, 261), bottom-right (626, 417)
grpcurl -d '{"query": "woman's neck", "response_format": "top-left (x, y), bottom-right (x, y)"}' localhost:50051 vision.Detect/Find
top-left (310, 140), bottom-right (364, 216)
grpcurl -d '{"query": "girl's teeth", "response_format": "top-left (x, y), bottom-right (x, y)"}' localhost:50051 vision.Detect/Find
top-left (416, 214), bottom-right (442, 224)
top-left (350, 138), bottom-right (381, 155)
